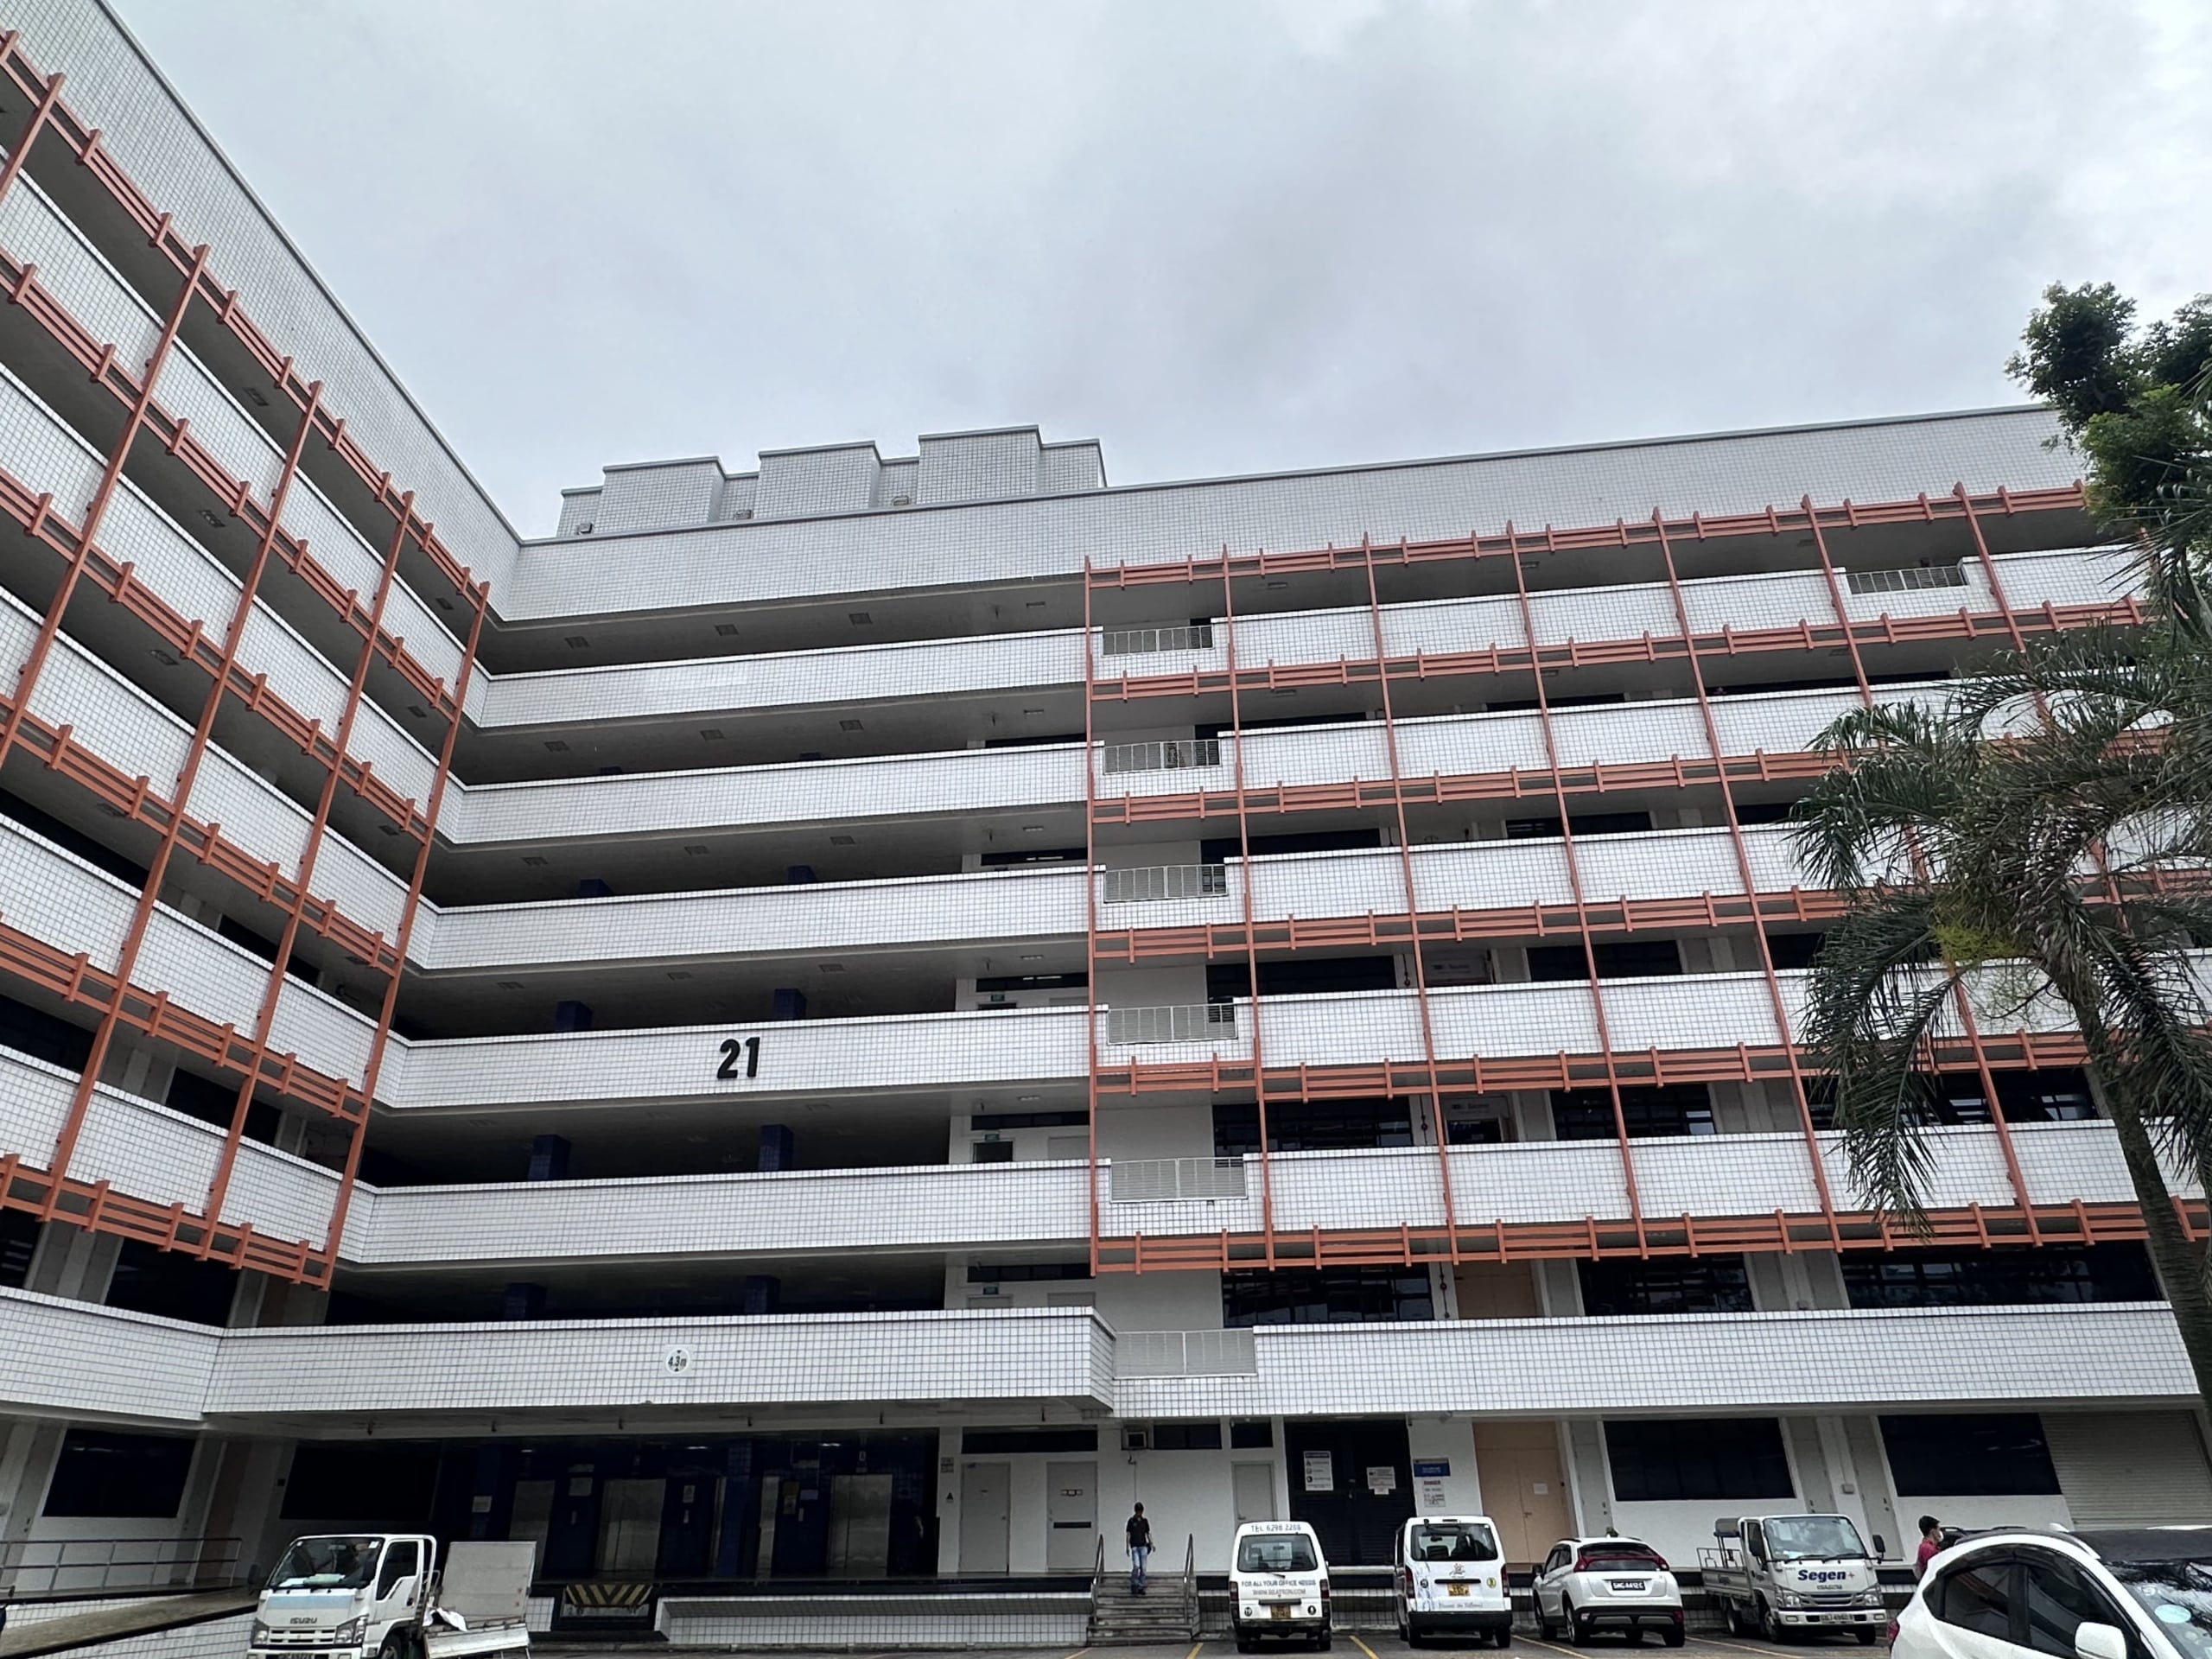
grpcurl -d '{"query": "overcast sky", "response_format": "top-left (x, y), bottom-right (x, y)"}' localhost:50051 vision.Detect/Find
top-left (114, 1), bottom-right (2210, 537)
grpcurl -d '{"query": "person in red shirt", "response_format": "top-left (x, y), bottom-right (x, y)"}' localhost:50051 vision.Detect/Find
top-left (1914, 1516), bottom-right (1943, 1579)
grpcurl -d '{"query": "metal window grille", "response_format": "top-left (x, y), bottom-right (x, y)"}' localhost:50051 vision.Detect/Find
top-left (1104, 1003), bottom-right (1240, 1044)
top-left (1109, 1156), bottom-right (1249, 1202)
top-left (1100, 738), bottom-right (1224, 774)
top-left (1845, 563), bottom-right (1968, 594)
top-left (1118, 1329), bottom-right (1259, 1376)
top-left (1103, 624), bottom-right (1214, 656)
top-left (1100, 863), bottom-right (1231, 904)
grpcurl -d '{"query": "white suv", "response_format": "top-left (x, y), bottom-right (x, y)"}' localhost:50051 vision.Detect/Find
top-left (1892, 1525), bottom-right (2212, 1659)
top-left (1534, 1535), bottom-right (1686, 1646)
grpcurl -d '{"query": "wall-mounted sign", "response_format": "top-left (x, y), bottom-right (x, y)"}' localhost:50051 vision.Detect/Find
top-left (1302, 1451), bottom-right (1334, 1492)
top-left (1412, 1460), bottom-right (1452, 1478)
top-left (1366, 1465), bottom-right (1397, 1496)
top-left (663, 1345), bottom-right (693, 1376)
top-left (715, 1035), bottom-right (763, 1079)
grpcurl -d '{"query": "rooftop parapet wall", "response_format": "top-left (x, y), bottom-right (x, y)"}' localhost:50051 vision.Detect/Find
top-left (514, 407), bottom-right (2082, 617)
top-left (556, 425), bottom-right (1110, 538)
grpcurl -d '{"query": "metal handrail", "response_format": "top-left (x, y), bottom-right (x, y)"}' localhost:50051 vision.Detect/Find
top-left (0, 1534), bottom-right (245, 1599)
top-left (1183, 1532), bottom-right (1198, 1636)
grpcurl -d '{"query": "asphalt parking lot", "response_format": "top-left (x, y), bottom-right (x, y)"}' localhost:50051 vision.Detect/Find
top-left (542, 1632), bottom-right (1884, 1658)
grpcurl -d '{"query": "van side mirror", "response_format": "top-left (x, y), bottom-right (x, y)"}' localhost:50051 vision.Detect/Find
top-left (2074, 1623), bottom-right (2127, 1659)
top-left (1872, 1535), bottom-right (1887, 1559)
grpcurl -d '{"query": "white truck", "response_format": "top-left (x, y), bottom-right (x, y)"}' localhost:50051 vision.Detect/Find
top-left (1697, 1514), bottom-right (1890, 1643)
top-left (250, 1534), bottom-right (536, 1659)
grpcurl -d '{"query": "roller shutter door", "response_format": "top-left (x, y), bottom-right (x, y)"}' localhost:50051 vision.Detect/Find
top-left (2044, 1412), bottom-right (2212, 1525)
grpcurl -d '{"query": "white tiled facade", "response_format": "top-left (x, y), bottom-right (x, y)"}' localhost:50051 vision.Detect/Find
top-left (0, 4), bottom-right (2202, 1634)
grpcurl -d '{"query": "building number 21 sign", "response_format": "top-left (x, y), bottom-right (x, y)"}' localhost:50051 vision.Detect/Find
top-left (715, 1035), bottom-right (762, 1080)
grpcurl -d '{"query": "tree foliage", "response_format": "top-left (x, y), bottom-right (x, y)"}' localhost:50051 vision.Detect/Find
top-left (1794, 282), bottom-right (2212, 1404)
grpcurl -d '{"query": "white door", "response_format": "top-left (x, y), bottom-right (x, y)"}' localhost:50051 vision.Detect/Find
top-left (1234, 1462), bottom-right (1277, 1523)
top-left (961, 1463), bottom-right (1011, 1573)
top-left (1046, 1461), bottom-right (1098, 1572)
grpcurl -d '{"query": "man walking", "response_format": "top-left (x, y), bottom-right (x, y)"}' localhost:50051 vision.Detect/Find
top-left (1915, 1516), bottom-right (1943, 1580)
top-left (1127, 1502), bottom-right (1154, 1595)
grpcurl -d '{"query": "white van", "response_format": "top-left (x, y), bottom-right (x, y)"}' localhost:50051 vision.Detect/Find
top-left (1230, 1519), bottom-right (1332, 1651)
top-left (1394, 1514), bottom-right (1513, 1647)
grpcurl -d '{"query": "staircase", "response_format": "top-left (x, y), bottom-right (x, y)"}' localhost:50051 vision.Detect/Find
top-left (1089, 1535), bottom-right (1200, 1645)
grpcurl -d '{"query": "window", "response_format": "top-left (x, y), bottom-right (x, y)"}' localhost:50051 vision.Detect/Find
top-left (0, 1206), bottom-right (36, 1290)
top-left (970, 1140), bottom-right (1014, 1164)
top-left (1933, 1558), bottom-right (2015, 1640)
top-left (1214, 1096), bottom-right (1414, 1155)
top-left (971, 1110), bottom-right (1086, 1132)
top-left (1150, 1421), bottom-right (1223, 1451)
top-left (0, 991), bottom-right (93, 1072)
top-left (376, 1540), bottom-right (420, 1599)
top-left (1842, 1243), bottom-right (2157, 1309)
top-left (1206, 955), bottom-right (1395, 1000)
top-left (969, 1262), bottom-right (1090, 1282)
top-left (1504, 811), bottom-right (1653, 840)
top-left (105, 1240), bottom-right (238, 1326)
top-left (1603, 1417), bottom-right (1793, 1501)
top-left (1223, 1264), bottom-right (1433, 1326)
top-left (1553, 1084), bottom-right (1713, 1140)
top-left (1580, 1255), bottom-right (1752, 1316)
top-left (2021, 1549), bottom-right (2130, 1659)
top-left (2111, 1557), bottom-right (2212, 1659)
top-left (281, 1444), bottom-right (441, 1522)
top-left (1765, 931), bottom-right (1826, 970)
top-left (962, 1427), bottom-right (1100, 1455)
top-left (1239, 1535), bottom-right (1319, 1573)
top-left (43, 1430), bottom-right (194, 1517)
top-left (1528, 939), bottom-right (1681, 982)
top-left (1880, 1414), bottom-right (2061, 1496)
top-left (1414, 1522), bottom-right (1500, 1563)
top-left (1230, 1420), bottom-right (1274, 1449)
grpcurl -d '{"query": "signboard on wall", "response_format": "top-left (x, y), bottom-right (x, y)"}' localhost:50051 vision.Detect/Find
top-left (1302, 1451), bottom-right (1333, 1493)
top-left (1366, 1465), bottom-right (1397, 1496)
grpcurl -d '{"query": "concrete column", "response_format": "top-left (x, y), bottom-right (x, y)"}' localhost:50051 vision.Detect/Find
top-left (757, 1126), bottom-right (795, 1172)
top-left (526, 1135), bottom-right (570, 1182)
top-left (0, 1419), bottom-right (65, 1554)
top-left (200, 1437), bottom-right (297, 1584)
top-left (501, 1283), bottom-right (546, 1320)
top-left (1560, 1420), bottom-right (1612, 1537)
top-left (25, 1221), bottom-right (120, 1302)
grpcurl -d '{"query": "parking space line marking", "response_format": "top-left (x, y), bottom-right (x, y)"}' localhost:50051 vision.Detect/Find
top-left (1187, 1643), bottom-right (1208, 1659)
top-left (1351, 1637), bottom-right (1382, 1659)
top-left (1705, 1635), bottom-right (1827, 1659)
top-left (1063, 1648), bottom-right (1093, 1659)
top-left (1516, 1637), bottom-right (1585, 1659)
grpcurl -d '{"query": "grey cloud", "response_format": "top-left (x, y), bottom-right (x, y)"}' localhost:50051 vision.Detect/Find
top-left (114, 0), bottom-right (2211, 531)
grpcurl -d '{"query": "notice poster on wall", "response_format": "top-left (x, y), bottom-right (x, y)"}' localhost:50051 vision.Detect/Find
top-left (1419, 1479), bottom-right (1448, 1510)
top-left (1367, 1465), bottom-right (1397, 1496)
top-left (1303, 1451), bottom-right (1334, 1492)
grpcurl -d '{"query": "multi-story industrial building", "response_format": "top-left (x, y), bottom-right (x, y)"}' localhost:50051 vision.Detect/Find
top-left (0, 2), bottom-right (2202, 1646)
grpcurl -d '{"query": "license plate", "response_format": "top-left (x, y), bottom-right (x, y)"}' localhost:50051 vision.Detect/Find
top-left (1611, 1580), bottom-right (1647, 1592)
top-left (1271, 1605), bottom-right (1293, 1620)
top-left (1448, 1584), bottom-right (1470, 1598)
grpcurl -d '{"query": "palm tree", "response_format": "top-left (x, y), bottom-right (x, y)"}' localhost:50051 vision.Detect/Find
top-left (1789, 627), bottom-right (2212, 1404)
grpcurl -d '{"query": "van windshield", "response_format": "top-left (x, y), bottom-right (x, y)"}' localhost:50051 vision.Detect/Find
top-left (1764, 1517), bottom-right (1867, 1561)
top-left (269, 1537), bottom-right (381, 1590)
top-left (1412, 1523), bottom-right (1499, 1563)
top-left (1240, 1535), bottom-right (1319, 1574)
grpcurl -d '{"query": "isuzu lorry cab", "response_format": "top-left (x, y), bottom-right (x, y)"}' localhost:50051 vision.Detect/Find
top-left (250, 1534), bottom-right (536, 1659)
